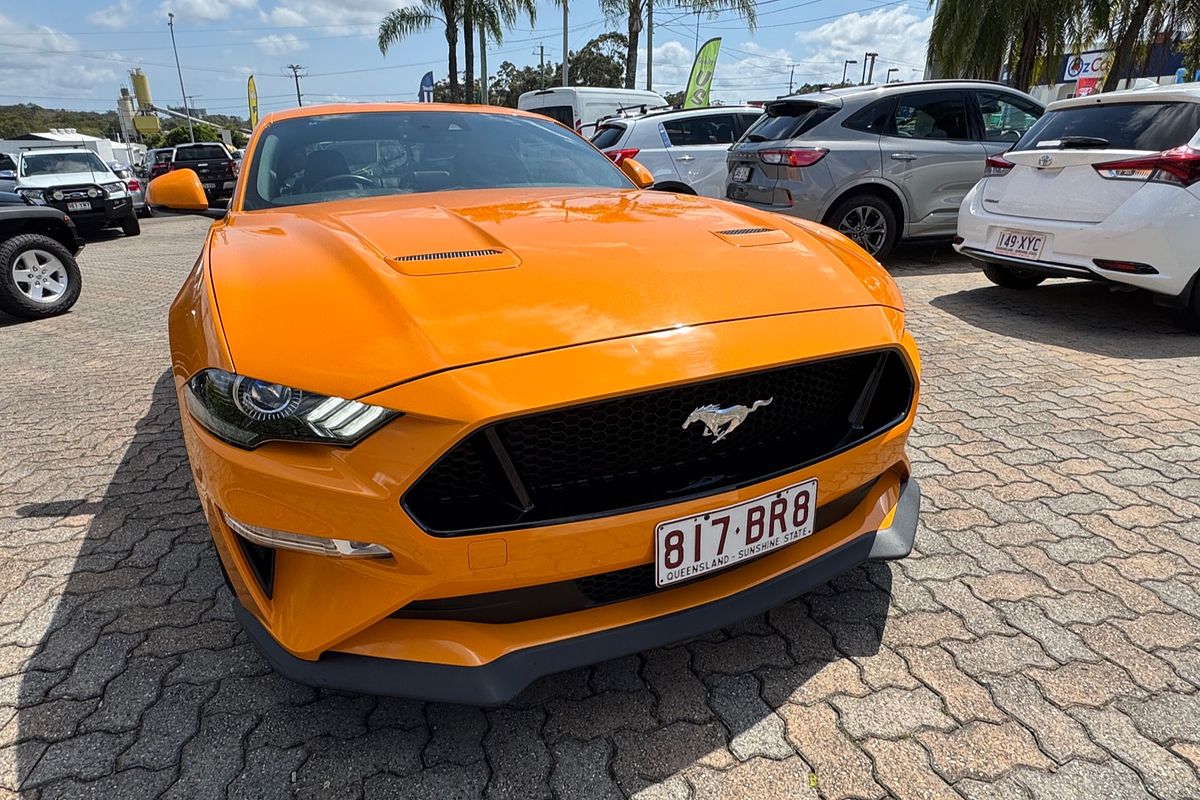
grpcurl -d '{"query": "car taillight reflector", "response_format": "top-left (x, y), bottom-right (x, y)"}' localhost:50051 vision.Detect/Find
top-left (1093, 146), bottom-right (1200, 187)
top-left (606, 148), bottom-right (641, 166)
top-left (126, 178), bottom-right (141, 191)
top-left (983, 155), bottom-right (1014, 177)
top-left (1093, 258), bottom-right (1158, 274)
top-left (758, 148), bottom-right (827, 167)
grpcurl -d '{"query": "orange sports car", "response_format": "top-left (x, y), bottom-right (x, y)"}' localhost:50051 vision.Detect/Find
top-left (149, 103), bottom-right (921, 704)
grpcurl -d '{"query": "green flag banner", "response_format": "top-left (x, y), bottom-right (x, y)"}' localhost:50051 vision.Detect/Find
top-left (683, 37), bottom-right (722, 109)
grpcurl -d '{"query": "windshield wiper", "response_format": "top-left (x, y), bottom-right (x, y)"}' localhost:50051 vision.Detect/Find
top-left (1051, 135), bottom-right (1110, 149)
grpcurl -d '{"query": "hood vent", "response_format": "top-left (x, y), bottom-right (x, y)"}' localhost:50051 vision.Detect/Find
top-left (395, 248), bottom-right (504, 262)
top-left (718, 227), bottom-right (775, 236)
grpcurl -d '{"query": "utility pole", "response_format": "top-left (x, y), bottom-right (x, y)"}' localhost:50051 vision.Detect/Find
top-left (646, 0), bottom-right (654, 91)
top-left (861, 53), bottom-right (868, 85)
top-left (788, 65), bottom-right (796, 94)
top-left (480, 28), bottom-right (488, 104)
top-left (866, 52), bottom-right (878, 84)
top-left (842, 59), bottom-right (857, 86)
top-left (167, 12), bottom-right (194, 143)
top-left (562, 0), bottom-right (569, 86)
top-left (286, 64), bottom-right (305, 106)
top-left (538, 44), bottom-right (546, 90)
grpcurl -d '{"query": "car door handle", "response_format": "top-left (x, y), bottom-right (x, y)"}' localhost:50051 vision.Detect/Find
top-left (674, 155), bottom-right (696, 161)
top-left (890, 152), bottom-right (918, 161)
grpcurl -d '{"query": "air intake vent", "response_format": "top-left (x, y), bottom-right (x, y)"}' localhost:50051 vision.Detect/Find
top-left (718, 227), bottom-right (775, 236)
top-left (395, 249), bottom-right (503, 262)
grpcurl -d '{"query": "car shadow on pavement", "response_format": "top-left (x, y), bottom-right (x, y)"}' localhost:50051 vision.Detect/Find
top-left (932, 281), bottom-right (1200, 358)
top-left (883, 243), bottom-right (978, 276)
top-left (11, 371), bottom-right (893, 797)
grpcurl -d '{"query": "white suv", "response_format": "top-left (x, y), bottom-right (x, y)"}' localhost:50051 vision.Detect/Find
top-left (956, 84), bottom-right (1200, 328)
top-left (591, 106), bottom-right (762, 197)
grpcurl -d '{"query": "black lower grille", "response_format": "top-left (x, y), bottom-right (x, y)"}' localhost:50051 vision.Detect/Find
top-left (403, 349), bottom-right (913, 536)
top-left (394, 479), bottom-right (876, 624)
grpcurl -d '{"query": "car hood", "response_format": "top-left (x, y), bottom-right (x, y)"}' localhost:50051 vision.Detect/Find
top-left (19, 172), bottom-right (113, 188)
top-left (208, 188), bottom-right (901, 398)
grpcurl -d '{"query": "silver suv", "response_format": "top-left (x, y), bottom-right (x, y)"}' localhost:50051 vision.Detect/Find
top-left (725, 80), bottom-right (1044, 258)
top-left (592, 106), bottom-right (763, 197)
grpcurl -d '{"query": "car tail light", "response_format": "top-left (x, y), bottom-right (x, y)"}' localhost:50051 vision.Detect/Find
top-left (126, 178), bottom-right (141, 192)
top-left (984, 155), bottom-right (1014, 176)
top-left (1093, 146), bottom-right (1200, 187)
top-left (605, 148), bottom-right (640, 166)
top-left (1093, 258), bottom-right (1158, 274)
top-left (231, 159), bottom-right (239, 176)
top-left (758, 148), bottom-right (827, 167)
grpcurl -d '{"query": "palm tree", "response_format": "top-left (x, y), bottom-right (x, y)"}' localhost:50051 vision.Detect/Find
top-left (599, 0), bottom-right (756, 89)
top-left (379, 0), bottom-right (460, 102)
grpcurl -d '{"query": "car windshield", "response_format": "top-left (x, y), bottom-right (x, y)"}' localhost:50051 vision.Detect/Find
top-left (244, 110), bottom-right (631, 210)
top-left (20, 151), bottom-right (111, 177)
top-left (1015, 101), bottom-right (1200, 152)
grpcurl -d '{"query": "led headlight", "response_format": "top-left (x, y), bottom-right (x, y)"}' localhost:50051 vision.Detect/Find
top-left (185, 368), bottom-right (397, 448)
top-left (17, 188), bottom-right (45, 205)
top-left (101, 181), bottom-right (126, 196)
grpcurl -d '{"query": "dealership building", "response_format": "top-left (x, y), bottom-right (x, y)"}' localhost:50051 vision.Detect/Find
top-left (1028, 34), bottom-right (1191, 104)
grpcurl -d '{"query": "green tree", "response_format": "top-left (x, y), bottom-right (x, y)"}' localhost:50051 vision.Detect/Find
top-left (486, 33), bottom-right (629, 106)
top-left (380, 0), bottom-right (461, 102)
top-left (164, 122), bottom-right (221, 146)
top-left (600, 0), bottom-right (756, 89)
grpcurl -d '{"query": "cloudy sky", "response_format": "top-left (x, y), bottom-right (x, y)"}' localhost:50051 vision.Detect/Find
top-left (0, 0), bottom-right (932, 117)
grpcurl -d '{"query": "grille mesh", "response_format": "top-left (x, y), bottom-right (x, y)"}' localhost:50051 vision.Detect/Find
top-left (395, 249), bottom-right (503, 262)
top-left (404, 350), bottom-right (913, 535)
top-left (717, 227), bottom-right (775, 235)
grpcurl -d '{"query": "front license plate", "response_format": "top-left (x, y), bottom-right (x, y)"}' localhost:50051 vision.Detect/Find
top-left (202, 182), bottom-right (216, 189)
top-left (993, 229), bottom-right (1045, 259)
top-left (655, 479), bottom-right (818, 588)
top-left (66, 201), bottom-right (90, 212)
top-left (731, 165), bottom-right (751, 182)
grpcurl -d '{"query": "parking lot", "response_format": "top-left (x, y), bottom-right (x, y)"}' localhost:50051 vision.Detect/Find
top-left (1, 215), bottom-right (1199, 799)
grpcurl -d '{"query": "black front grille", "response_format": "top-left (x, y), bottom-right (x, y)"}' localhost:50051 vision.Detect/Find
top-left (403, 349), bottom-right (913, 536)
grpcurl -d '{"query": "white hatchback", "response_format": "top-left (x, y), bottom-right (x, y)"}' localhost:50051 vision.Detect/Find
top-left (956, 84), bottom-right (1200, 328)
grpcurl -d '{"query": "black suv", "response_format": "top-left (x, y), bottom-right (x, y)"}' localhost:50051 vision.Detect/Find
top-left (0, 192), bottom-right (84, 319)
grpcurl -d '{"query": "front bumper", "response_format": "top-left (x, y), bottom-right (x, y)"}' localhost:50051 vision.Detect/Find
top-left (51, 196), bottom-right (132, 225)
top-left (235, 477), bottom-right (919, 705)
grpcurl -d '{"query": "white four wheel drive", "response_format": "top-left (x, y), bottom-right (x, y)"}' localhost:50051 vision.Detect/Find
top-left (957, 83), bottom-right (1200, 329)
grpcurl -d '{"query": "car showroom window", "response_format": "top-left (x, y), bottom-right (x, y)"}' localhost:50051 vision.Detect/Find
top-left (244, 111), bottom-right (630, 210)
top-left (889, 92), bottom-right (972, 140)
top-left (662, 115), bottom-right (739, 146)
top-left (977, 91), bottom-right (1042, 143)
top-left (1016, 101), bottom-right (1200, 152)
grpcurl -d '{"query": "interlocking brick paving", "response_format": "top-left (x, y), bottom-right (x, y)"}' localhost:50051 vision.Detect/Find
top-left (2, 220), bottom-right (1199, 798)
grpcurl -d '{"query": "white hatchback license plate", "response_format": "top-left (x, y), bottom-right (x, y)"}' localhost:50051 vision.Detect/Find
top-left (994, 229), bottom-right (1045, 259)
top-left (66, 201), bottom-right (90, 212)
top-left (731, 165), bottom-right (751, 182)
top-left (202, 182), bottom-right (216, 189)
top-left (654, 478), bottom-right (818, 588)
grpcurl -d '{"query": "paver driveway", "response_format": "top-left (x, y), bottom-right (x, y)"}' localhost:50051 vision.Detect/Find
top-left (2, 216), bottom-right (1200, 800)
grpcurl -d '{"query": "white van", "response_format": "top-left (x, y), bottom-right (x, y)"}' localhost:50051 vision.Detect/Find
top-left (518, 87), bottom-right (667, 136)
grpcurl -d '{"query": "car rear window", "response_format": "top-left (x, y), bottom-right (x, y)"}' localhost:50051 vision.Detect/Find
top-left (531, 105), bottom-right (575, 128)
top-left (174, 145), bottom-right (229, 160)
top-left (742, 101), bottom-right (837, 142)
top-left (1016, 101), bottom-right (1200, 151)
top-left (591, 124), bottom-right (627, 149)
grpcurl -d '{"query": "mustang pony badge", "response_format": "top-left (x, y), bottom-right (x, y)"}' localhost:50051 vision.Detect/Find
top-left (683, 399), bottom-right (774, 443)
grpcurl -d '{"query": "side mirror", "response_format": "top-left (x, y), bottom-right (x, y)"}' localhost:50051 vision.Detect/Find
top-left (147, 169), bottom-right (209, 212)
top-left (620, 157), bottom-right (655, 189)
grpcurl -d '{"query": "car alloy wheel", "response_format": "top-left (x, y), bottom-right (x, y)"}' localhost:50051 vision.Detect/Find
top-left (836, 205), bottom-right (888, 256)
top-left (11, 249), bottom-right (69, 304)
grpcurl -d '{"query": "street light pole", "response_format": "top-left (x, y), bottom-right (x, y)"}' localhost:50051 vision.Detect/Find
top-left (841, 59), bottom-right (857, 86)
top-left (167, 12), bottom-right (194, 143)
top-left (886, 67), bottom-right (899, 83)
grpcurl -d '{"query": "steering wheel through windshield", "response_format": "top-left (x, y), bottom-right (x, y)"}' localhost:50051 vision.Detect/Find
top-left (309, 173), bottom-right (375, 192)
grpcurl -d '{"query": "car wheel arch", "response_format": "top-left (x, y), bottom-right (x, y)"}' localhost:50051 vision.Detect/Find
top-left (650, 180), bottom-right (696, 195)
top-left (822, 181), bottom-right (907, 232)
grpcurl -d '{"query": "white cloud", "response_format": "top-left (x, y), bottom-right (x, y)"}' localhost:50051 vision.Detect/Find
top-left (256, 32), bottom-right (308, 55)
top-left (88, 0), bottom-right (137, 30)
top-left (795, 6), bottom-right (932, 86)
top-left (0, 12), bottom-right (118, 100)
top-left (158, 0), bottom-right (258, 23)
top-left (264, 0), bottom-right (406, 30)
